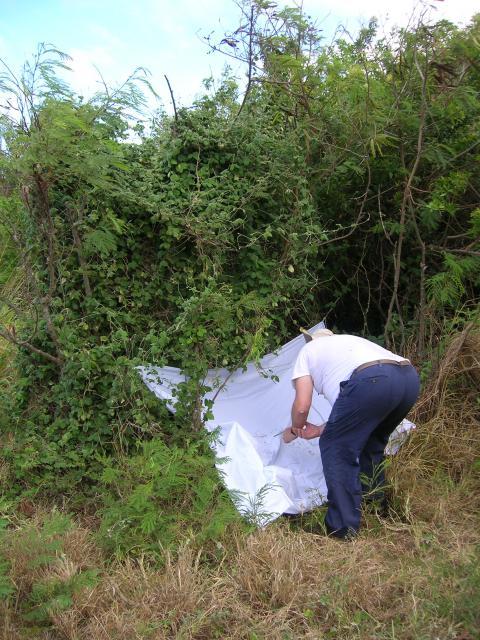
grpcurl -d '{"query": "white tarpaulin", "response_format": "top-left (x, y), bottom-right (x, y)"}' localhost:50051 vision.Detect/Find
top-left (139, 322), bottom-right (414, 524)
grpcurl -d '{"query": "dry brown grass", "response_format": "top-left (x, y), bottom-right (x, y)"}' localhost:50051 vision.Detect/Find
top-left (413, 323), bottom-right (480, 422)
top-left (49, 547), bottom-right (214, 640)
top-left (2, 506), bottom-right (478, 639)
top-left (391, 326), bottom-right (480, 528)
top-left (227, 527), bottom-right (417, 634)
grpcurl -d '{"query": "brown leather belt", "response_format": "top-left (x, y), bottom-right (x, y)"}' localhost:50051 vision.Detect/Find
top-left (352, 359), bottom-right (411, 376)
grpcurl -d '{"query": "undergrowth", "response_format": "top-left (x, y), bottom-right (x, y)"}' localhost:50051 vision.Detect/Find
top-left (98, 438), bottom-right (241, 558)
top-left (0, 329), bottom-right (478, 639)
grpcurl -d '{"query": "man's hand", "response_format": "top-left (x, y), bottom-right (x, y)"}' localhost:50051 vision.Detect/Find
top-left (282, 422), bottom-right (326, 443)
top-left (281, 427), bottom-right (298, 443)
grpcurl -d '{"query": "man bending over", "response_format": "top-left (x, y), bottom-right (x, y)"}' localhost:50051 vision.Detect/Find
top-left (282, 329), bottom-right (420, 539)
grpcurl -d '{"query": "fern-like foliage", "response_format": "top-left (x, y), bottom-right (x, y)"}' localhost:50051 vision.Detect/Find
top-left (98, 437), bottom-right (241, 558)
top-left (426, 253), bottom-right (480, 309)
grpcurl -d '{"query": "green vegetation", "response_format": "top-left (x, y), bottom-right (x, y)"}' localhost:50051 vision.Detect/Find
top-left (0, 2), bottom-right (479, 637)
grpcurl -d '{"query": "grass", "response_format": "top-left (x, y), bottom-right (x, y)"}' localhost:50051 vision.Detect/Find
top-left (0, 498), bottom-right (478, 639)
top-left (0, 329), bottom-right (479, 639)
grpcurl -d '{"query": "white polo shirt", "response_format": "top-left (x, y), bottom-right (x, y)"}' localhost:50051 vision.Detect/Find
top-left (291, 334), bottom-right (407, 405)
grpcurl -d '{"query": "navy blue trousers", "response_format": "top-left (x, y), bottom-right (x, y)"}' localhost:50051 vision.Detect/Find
top-left (319, 363), bottom-right (420, 538)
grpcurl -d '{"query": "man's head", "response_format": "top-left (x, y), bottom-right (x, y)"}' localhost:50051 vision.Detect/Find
top-left (301, 327), bottom-right (334, 342)
top-left (311, 328), bottom-right (334, 339)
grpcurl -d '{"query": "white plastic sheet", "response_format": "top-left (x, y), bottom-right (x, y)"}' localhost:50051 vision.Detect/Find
top-left (139, 323), bottom-right (414, 524)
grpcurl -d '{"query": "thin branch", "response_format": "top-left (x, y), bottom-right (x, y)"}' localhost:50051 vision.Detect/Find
top-left (0, 326), bottom-right (63, 365)
top-left (69, 203), bottom-right (92, 298)
top-left (439, 248), bottom-right (480, 256)
top-left (385, 46), bottom-right (429, 348)
top-left (316, 161), bottom-right (372, 248)
top-left (0, 295), bottom-right (25, 318)
top-left (29, 172), bottom-right (61, 354)
top-left (234, 4), bottom-right (255, 123)
top-left (410, 205), bottom-right (427, 357)
top-left (164, 75), bottom-right (178, 124)
top-left (377, 185), bottom-right (394, 246)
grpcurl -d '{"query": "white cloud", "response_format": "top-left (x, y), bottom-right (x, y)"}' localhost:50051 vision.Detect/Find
top-left (304, 0), bottom-right (477, 28)
top-left (66, 46), bottom-right (118, 96)
top-left (88, 24), bottom-right (124, 49)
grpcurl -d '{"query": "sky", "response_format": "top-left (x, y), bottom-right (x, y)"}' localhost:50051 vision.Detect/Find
top-left (0, 0), bottom-right (478, 114)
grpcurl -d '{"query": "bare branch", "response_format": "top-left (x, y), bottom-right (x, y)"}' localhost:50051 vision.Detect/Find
top-left (385, 45), bottom-right (430, 349)
top-left (164, 75), bottom-right (178, 124)
top-left (0, 325), bottom-right (63, 365)
top-left (234, 4), bottom-right (255, 122)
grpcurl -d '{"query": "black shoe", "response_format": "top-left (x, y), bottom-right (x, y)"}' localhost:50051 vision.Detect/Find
top-left (325, 523), bottom-right (358, 540)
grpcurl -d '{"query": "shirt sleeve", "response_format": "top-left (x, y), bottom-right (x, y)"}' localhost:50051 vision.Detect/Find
top-left (291, 346), bottom-right (311, 387)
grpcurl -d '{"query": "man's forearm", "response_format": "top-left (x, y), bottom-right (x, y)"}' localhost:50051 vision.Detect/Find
top-left (291, 403), bottom-right (309, 430)
top-left (290, 376), bottom-right (313, 432)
